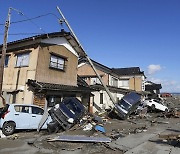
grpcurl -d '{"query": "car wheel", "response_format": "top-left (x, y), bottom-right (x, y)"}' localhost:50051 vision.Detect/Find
top-left (2, 122), bottom-right (16, 136)
top-left (151, 104), bottom-right (156, 111)
top-left (165, 108), bottom-right (168, 113)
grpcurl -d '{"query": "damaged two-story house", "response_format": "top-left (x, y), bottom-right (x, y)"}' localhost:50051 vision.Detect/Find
top-left (0, 31), bottom-right (93, 109)
top-left (111, 67), bottom-right (146, 91)
top-left (78, 58), bottom-right (146, 112)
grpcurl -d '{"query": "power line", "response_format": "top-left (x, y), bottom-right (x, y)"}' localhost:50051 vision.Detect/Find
top-left (0, 33), bottom-right (44, 35)
top-left (0, 13), bottom-right (59, 26)
top-left (12, 13), bottom-right (59, 24)
top-left (22, 13), bottom-right (47, 33)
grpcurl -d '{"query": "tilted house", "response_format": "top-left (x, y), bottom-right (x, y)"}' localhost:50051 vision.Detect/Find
top-left (78, 58), bottom-right (146, 112)
top-left (0, 31), bottom-right (93, 108)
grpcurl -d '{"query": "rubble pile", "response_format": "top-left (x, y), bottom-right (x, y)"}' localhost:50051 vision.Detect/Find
top-left (0, 95), bottom-right (179, 154)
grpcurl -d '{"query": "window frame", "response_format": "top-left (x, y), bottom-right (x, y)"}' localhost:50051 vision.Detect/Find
top-left (14, 105), bottom-right (30, 113)
top-left (49, 52), bottom-right (67, 71)
top-left (90, 77), bottom-right (101, 85)
top-left (0, 55), bottom-right (10, 67)
top-left (5, 55), bottom-right (9, 67)
top-left (111, 77), bottom-right (118, 87)
top-left (15, 52), bottom-right (30, 67)
top-left (31, 106), bottom-right (44, 115)
top-left (100, 93), bottom-right (103, 104)
top-left (119, 79), bottom-right (129, 88)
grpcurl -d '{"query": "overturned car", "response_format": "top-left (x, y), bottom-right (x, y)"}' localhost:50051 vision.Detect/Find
top-left (113, 92), bottom-right (141, 119)
top-left (48, 97), bottom-right (85, 133)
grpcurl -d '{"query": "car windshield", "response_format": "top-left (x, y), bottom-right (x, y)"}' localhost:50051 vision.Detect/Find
top-left (118, 100), bottom-right (131, 111)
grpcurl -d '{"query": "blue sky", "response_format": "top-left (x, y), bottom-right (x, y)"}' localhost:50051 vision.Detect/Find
top-left (0, 0), bottom-right (180, 92)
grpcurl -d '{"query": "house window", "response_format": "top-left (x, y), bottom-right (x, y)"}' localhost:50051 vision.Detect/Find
top-left (90, 77), bottom-right (101, 85)
top-left (119, 80), bottom-right (129, 88)
top-left (100, 93), bottom-right (103, 104)
top-left (5, 56), bottom-right (9, 67)
top-left (16, 52), bottom-right (30, 67)
top-left (50, 54), bottom-right (65, 71)
top-left (47, 96), bottom-right (61, 107)
top-left (111, 77), bottom-right (118, 87)
top-left (0, 55), bottom-right (9, 67)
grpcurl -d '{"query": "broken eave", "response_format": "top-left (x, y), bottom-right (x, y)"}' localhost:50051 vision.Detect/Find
top-left (27, 79), bottom-right (95, 94)
top-left (63, 34), bottom-right (85, 57)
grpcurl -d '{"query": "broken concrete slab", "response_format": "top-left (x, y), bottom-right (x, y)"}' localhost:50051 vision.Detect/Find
top-left (107, 127), bottom-right (166, 151)
top-left (124, 140), bottom-right (173, 154)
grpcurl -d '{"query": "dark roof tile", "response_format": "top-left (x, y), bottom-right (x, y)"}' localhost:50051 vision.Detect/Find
top-left (112, 67), bottom-right (144, 76)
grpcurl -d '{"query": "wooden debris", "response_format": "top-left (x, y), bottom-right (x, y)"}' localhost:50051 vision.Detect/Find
top-left (159, 134), bottom-right (180, 141)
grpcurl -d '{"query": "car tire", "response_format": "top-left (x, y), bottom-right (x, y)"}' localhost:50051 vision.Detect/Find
top-left (165, 108), bottom-right (168, 113)
top-left (151, 104), bottom-right (156, 111)
top-left (2, 122), bottom-right (16, 136)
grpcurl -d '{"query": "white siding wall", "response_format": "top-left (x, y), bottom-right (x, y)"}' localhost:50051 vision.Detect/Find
top-left (41, 37), bottom-right (78, 57)
top-left (141, 76), bottom-right (145, 91)
top-left (92, 90), bottom-right (124, 113)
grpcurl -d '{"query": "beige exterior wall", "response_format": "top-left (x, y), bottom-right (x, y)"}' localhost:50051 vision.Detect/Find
top-left (35, 45), bottom-right (78, 86)
top-left (78, 64), bottom-right (109, 85)
top-left (2, 43), bottom-right (79, 105)
top-left (3, 47), bottom-right (39, 104)
top-left (129, 77), bottom-right (142, 91)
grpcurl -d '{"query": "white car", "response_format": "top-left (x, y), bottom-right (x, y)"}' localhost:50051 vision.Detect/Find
top-left (0, 104), bottom-right (50, 136)
top-left (143, 99), bottom-right (168, 112)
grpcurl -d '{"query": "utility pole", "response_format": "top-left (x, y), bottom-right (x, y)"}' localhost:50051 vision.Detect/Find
top-left (0, 8), bottom-right (23, 105)
top-left (0, 8), bottom-right (11, 98)
top-left (56, 6), bottom-right (116, 106)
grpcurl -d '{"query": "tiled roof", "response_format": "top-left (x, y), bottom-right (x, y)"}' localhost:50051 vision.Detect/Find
top-left (111, 67), bottom-right (144, 76)
top-left (145, 84), bottom-right (162, 90)
top-left (79, 58), bottom-right (145, 77)
top-left (27, 79), bottom-right (94, 92)
top-left (0, 30), bottom-right (85, 57)
top-left (77, 75), bottom-right (89, 87)
top-left (78, 58), bottom-right (112, 74)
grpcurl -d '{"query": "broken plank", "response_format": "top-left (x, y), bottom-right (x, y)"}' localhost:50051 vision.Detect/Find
top-left (159, 134), bottom-right (180, 140)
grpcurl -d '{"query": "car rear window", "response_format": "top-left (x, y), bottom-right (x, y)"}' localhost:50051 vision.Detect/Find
top-left (14, 106), bottom-right (30, 113)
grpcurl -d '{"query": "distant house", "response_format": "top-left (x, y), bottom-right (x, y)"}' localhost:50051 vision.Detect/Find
top-left (0, 31), bottom-right (93, 108)
top-left (78, 58), bottom-right (145, 112)
top-left (145, 81), bottom-right (162, 98)
top-left (111, 67), bottom-right (146, 91)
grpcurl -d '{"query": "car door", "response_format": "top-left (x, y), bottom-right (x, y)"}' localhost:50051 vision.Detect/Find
top-left (144, 100), bottom-right (152, 106)
top-left (13, 105), bottom-right (31, 129)
top-left (29, 106), bottom-right (44, 129)
top-left (153, 100), bottom-right (165, 111)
